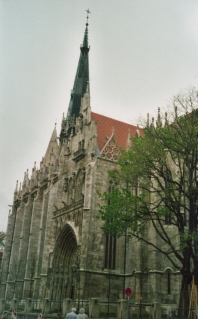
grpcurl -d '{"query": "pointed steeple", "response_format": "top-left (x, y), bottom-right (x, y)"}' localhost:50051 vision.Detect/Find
top-left (43, 125), bottom-right (59, 167)
top-left (67, 22), bottom-right (90, 119)
top-left (59, 17), bottom-right (91, 144)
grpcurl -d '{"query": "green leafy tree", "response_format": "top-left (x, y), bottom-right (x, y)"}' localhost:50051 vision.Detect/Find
top-left (98, 88), bottom-right (198, 314)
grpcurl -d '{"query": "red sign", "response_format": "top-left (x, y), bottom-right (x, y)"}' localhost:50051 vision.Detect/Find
top-left (11, 312), bottom-right (17, 319)
top-left (124, 287), bottom-right (132, 296)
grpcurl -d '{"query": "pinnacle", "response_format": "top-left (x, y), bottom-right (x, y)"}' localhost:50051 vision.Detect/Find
top-left (43, 126), bottom-right (59, 167)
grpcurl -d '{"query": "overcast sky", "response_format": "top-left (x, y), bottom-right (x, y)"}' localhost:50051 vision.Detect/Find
top-left (1, 0), bottom-right (198, 231)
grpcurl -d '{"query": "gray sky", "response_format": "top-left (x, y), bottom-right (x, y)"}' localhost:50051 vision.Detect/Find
top-left (1, 0), bottom-right (198, 231)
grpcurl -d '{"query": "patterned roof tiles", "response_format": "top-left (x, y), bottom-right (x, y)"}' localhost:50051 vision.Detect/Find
top-left (91, 112), bottom-right (142, 151)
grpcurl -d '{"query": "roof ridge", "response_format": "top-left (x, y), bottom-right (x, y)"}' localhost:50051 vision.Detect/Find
top-left (91, 111), bottom-right (136, 127)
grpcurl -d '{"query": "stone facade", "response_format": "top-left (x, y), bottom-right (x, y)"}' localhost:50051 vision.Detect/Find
top-left (0, 23), bottom-right (181, 309)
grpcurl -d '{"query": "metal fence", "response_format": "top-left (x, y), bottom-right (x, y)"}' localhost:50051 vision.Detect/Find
top-left (98, 301), bottom-right (118, 317)
top-left (161, 307), bottom-right (197, 319)
top-left (0, 298), bottom-right (166, 318)
top-left (31, 300), bottom-right (43, 313)
top-left (129, 303), bottom-right (153, 319)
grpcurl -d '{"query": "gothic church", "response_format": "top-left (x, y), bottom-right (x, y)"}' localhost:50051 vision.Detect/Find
top-left (0, 22), bottom-right (181, 309)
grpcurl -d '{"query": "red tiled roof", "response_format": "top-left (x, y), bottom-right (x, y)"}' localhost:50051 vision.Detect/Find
top-left (91, 112), bottom-right (142, 151)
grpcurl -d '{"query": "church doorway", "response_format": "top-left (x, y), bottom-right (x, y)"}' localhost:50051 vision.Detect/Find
top-left (47, 223), bottom-right (79, 300)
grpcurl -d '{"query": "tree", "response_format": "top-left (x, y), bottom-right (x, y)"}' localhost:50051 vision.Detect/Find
top-left (98, 88), bottom-right (198, 314)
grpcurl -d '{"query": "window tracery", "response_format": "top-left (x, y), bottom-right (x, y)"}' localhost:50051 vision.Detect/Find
top-left (104, 180), bottom-right (117, 270)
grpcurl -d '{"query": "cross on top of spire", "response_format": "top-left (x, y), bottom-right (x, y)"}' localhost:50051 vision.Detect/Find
top-left (86, 9), bottom-right (91, 26)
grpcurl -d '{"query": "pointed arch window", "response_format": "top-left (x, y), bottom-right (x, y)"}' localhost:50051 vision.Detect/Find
top-left (168, 271), bottom-right (171, 294)
top-left (104, 180), bottom-right (116, 270)
top-left (105, 232), bottom-right (116, 270)
top-left (164, 268), bottom-right (172, 295)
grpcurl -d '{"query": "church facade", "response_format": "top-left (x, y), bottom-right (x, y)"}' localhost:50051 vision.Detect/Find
top-left (0, 23), bottom-right (181, 309)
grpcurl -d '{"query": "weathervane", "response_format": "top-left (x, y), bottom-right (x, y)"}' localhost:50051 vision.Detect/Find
top-left (86, 9), bottom-right (91, 25)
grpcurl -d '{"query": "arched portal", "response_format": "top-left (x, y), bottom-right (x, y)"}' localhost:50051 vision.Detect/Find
top-left (47, 224), bottom-right (79, 300)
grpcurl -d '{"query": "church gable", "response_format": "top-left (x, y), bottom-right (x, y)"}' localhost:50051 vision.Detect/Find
top-left (91, 112), bottom-right (143, 154)
top-left (99, 132), bottom-right (120, 161)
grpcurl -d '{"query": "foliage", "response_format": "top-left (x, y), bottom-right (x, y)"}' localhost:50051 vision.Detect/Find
top-left (98, 88), bottom-right (198, 288)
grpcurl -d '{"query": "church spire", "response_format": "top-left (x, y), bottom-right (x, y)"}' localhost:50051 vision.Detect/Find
top-left (59, 16), bottom-right (91, 144)
top-left (67, 19), bottom-right (90, 120)
top-left (82, 9), bottom-right (90, 50)
top-left (67, 23), bottom-right (89, 121)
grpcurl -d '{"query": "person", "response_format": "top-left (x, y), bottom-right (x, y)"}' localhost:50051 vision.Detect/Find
top-left (65, 308), bottom-right (78, 319)
top-left (77, 308), bottom-right (88, 319)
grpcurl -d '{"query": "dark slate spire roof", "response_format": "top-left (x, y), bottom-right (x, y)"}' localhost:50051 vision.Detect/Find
top-left (82, 24), bottom-right (89, 48)
top-left (67, 23), bottom-right (90, 120)
top-left (59, 21), bottom-right (90, 145)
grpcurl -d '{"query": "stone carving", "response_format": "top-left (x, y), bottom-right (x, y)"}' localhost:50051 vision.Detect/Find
top-left (79, 113), bottom-right (83, 130)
